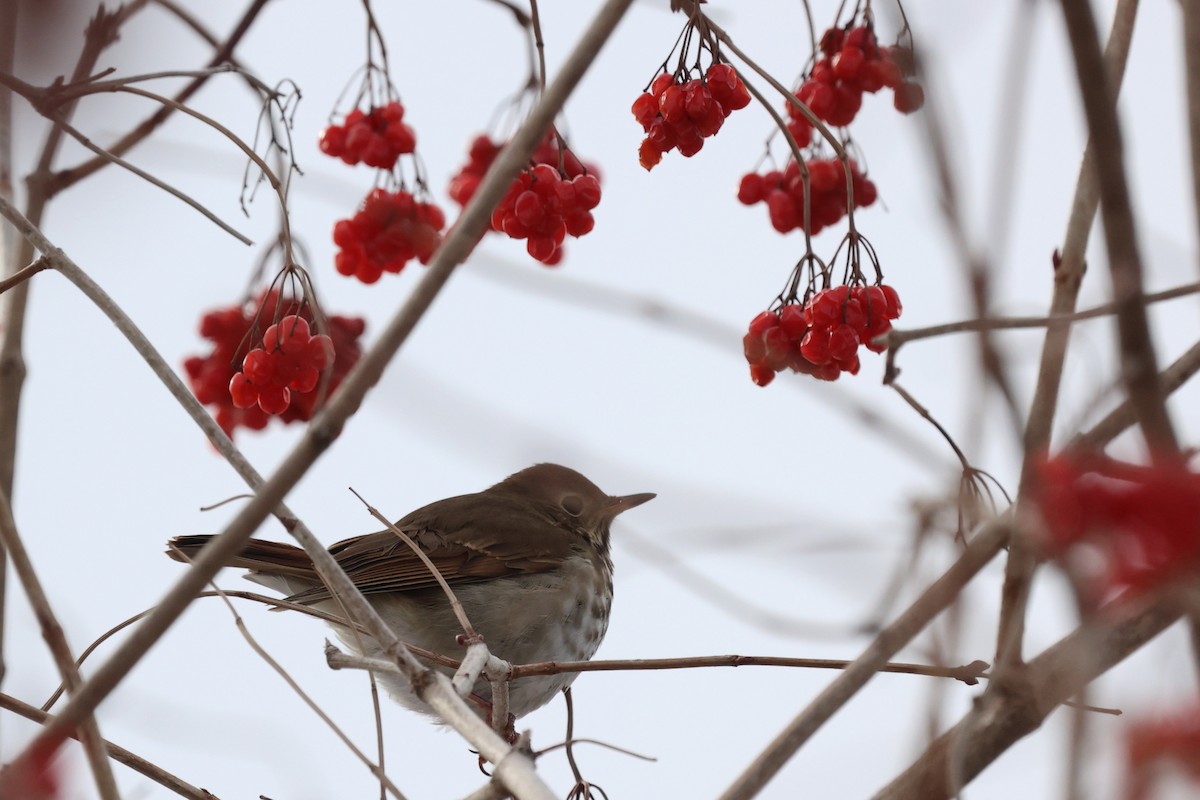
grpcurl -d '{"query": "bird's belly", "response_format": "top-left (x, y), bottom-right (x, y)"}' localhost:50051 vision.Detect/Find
top-left (332, 555), bottom-right (613, 718)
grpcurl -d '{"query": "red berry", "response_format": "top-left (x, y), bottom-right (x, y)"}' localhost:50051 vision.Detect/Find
top-left (894, 81), bottom-right (925, 113)
top-left (639, 138), bottom-right (664, 170)
top-left (650, 73), bottom-right (674, 96)
top-left (749, 363), bottom-right (776, 387)
top-left (257, 386), bottom-right (291, 416)
top-left (573, 174), bottom-right (602, 209)
top-left (800, 327), bottom-right (832, 365)
top-left (632, 93), bottom-right (659, 129)
top-left (779, 304), bottom-right (808, 340)
top-left (881, 285), bottom-right (903, 318)
top-left (229, 373), bottom-right (257, 409)
top-left (748, 311), bottom-right (779, 336)
top-left (737, 173), bottom-right (764, 205)
top-left (834, 47), bottom-right (865, 81)
top-left (828, 323), bottom-right (859, 361)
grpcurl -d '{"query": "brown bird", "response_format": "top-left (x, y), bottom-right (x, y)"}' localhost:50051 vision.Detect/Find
top-left (167, 463), bottom-right (655, 719)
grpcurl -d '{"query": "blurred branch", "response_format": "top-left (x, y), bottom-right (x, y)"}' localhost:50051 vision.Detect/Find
top-left (1184, 0), bottom-right (1200, 249)
top-left (1060, 0), bottom-right (1176, 454)
top-left (995, 0), bottom-right (1138, 672)
top-left (909, 14), bottom-right (1023, 438)
top-left (716, 518), bottom-right (1013, 800)
top-left (0, 691), bottom-right (217, 799)
top-left (0, 491), bottom-right (119, 799)
top-left (0, 0), bottom-right (16, 694)
top-left (873, 597), bottom-right (1181, 799)
top-left (52, 0), bottom-right (271, 192)
top-left (1070, 336), bottom-right (1200, 451)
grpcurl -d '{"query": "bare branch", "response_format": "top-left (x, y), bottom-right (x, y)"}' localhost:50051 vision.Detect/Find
top-left (996, 0), bottom-right (1139, 672)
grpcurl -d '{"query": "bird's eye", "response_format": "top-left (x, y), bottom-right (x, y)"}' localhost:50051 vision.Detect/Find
top-left (560, 494), bottom-right (584, 516)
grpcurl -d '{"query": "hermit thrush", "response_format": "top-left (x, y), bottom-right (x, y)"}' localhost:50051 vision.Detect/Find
top-left (167, 464), bottom-right (654, 719)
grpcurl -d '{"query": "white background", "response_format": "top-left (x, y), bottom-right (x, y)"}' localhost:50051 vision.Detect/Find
top-left (4, 0), bottom-right (1200, 797)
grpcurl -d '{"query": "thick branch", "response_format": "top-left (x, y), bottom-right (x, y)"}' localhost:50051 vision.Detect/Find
top-left (873, 599), bottom-right (1180, 799)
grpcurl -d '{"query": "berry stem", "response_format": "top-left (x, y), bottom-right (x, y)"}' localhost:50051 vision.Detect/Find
top-left (730, 61), bottom-right (818, 259)
top-left (706, 18), bottom-right (849, 161)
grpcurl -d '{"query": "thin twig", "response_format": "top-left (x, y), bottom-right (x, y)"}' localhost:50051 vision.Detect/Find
top-left (169, 545), bottom-right (408, 800)
top-left (886, 275), bottom-right (1196, 348)
top-left (328, 646), bottom-right (992, 685)
top-left (50, 113), bottom-right (252, 244)
top-left (0, 255), bottom-right (49, 295)
top-left (348, 487), bottom-right (478, 639)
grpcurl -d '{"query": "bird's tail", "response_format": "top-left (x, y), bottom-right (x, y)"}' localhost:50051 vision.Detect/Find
top-left (165, 535), bottom-right (318, 579)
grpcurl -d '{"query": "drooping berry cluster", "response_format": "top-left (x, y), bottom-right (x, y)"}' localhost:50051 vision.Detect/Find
top-left (632, 64), bottom-right (751, 171)
top-left (448, 133), bottom-right (598, 207)
top-left (490, 164), bottom-right (601, 265)
top-left (333, 189), bottom-right (446, 283)
top-left (743, 284), bottom-right (901, 386)
top-left (318, 101), bottom-right (417, 170)
top-left (184, 292), bottom-right (365, 436)
top-left (229, 316), bottom-right (333, 415)
top-left (737, 158), bottom-right (878, 235)
top-left (790, 26), bottom-right (923, 133)
top-left (447, 132), bottom-right (602, 266)
top-left (1034, 453), bottom-right (1200, 600)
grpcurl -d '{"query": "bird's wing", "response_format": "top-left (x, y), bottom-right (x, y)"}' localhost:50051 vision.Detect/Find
top-left (282, 491), bottom-right (582, 603)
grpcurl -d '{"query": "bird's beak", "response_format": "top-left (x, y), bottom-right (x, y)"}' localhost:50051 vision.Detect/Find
top-left (605, 492), bottom-right (656, 517)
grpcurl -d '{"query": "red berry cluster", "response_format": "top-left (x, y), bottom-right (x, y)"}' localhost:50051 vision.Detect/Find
top-left (184, 292), bottom-right (365, 436)
top-left (789, 25), bottom-right (922, 134)
top-left (632, 64), bottom-right (751, 171)
top-left (448, 133), bottom-right (601, 266)
top-left (491, 163), bottom-right (602, 266)
top-left (737, 158), bottom-right (878, 235)
top-left (448, 133), bottom-right (598, 208)
top-left (333, 189), bottom-right (446, 283)
top-left (743, 284), bottom-right (901, 386)
top-left (1034, 454), bottom-right (1200, 600)
top-left (318, 101), bottom-right (417, 170)
top-left (229, 316), bottom-right (333, 415)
